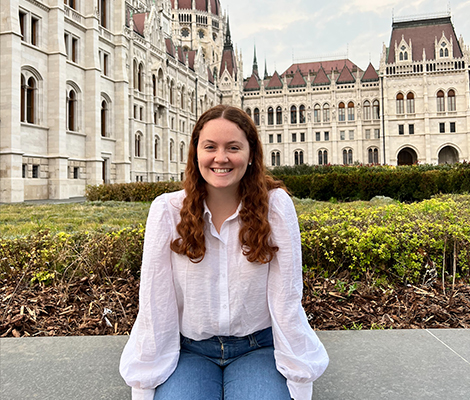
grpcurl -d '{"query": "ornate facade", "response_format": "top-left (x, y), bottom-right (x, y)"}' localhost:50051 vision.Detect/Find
top-left (1, 3), bottom-right (468, 203)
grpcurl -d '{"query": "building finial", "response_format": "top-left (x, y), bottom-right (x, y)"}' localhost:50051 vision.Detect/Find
top-left (264, 59), bottom-right (268, 79)
top-left (253, 45), bottom-right (259, 76)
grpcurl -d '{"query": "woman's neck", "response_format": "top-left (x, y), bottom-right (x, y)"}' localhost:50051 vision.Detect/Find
top-left (205, 187), bottom-right (240, 233)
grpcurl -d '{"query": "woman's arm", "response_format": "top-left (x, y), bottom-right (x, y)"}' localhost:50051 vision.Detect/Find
top-left (119, 194), bottom-right (181, 400)
top-left (267, 189), bottom-right (329, 400)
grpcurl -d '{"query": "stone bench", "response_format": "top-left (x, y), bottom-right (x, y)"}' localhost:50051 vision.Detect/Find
top-left (1, 330), bottom-right (469, 399)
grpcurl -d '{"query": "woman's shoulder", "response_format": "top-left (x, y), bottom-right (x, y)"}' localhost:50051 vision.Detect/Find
top-left (151, 189), bottom-right (185, 215)
top-left (268, 187), bottom-right (291, 205)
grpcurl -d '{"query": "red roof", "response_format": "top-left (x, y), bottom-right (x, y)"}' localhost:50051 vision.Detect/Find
top-left (133, 13), bottom-right (147, 36)
top-left (172, 0), bottom-right (220, 14)
top-left (361, 63), bottom-right (379, 82)
top-left (283, 59), bottom-right (359, 76)
top-left (288, 68), bottom-right (306, 87)
top-left (266, 71), bottom-right (283, 89)
top-left (186, 50), bottom-right (196, 70)
top-left (207, 66), bottom-right (214, 84)
top-left (336, 65), bottom-right (355, 84)
top-left (165, 38), bottom-right (176, 58)
top-left (387, 16), bottom-right (463, 63)
top-left (244, 73), bottom-right (260, 91)
top-left (220, 48), bottom-right (237, 77)
top-left (312, 66), bottom-right (330, 86)
top-left (177, 47), bottom-right (186, 65)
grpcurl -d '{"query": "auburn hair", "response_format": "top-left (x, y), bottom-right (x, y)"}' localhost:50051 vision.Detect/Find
top-left (170, 104), bottom-right (285, 264)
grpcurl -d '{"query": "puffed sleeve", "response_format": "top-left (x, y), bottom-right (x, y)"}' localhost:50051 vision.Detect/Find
top-left (267, 189), bottom-right (329, 400)
top-left (119, 194), bottom-right (180, 400)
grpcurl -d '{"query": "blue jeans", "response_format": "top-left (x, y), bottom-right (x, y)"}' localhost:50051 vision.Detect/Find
top-left (154, 327), bottom-right (291, 400)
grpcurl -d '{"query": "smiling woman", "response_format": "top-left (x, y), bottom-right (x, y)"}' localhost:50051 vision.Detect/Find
top-left (120, 105), bottom-right (329, 400)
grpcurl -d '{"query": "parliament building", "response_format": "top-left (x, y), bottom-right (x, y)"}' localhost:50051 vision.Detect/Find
top-left (1, 0), bottom-right (469, 202)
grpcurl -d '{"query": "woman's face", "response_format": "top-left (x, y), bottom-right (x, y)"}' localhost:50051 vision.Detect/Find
top-left (197, 117), bottom-right (251, 195)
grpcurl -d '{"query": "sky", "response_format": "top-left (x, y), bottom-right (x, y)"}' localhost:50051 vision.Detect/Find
top-left (220, 0), bottom-right (470, 78)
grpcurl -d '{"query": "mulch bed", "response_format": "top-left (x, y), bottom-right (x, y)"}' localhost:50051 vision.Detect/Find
top-left (1, 273), bottom-right (469, 338)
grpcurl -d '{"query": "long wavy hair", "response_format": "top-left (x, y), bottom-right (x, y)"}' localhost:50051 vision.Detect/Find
top-left (170, 105), bottom-right (285, 264)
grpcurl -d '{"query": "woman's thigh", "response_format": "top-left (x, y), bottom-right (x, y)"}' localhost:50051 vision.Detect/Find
top-left (154, 349), bottom-right (223, 400)
top-left (223, 346), bottom-right (291, 400)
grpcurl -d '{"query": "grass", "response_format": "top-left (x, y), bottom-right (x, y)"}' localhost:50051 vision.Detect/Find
top-left (0, 201), bottom-right (150, 238)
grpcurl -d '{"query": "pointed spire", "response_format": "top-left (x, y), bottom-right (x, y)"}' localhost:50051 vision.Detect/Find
top-left (224, 16), bottom-right (232, 50)
top-left (264, 59), bottom-right (268, 79)
top-left (252, 45), bottom-right (259, 77)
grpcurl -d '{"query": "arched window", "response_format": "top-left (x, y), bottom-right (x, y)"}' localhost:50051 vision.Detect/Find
top-left (368, 148), bottom-right (379, 164)
top-left (290, 105), bottom-right (297, 124)
top-left (154, 137), bottom-right (159, 159)
top-left (323, 103), bottom-right (330, 122)
top-left (26, 77), bottom-right (36, 124)
top-left (152, 74), bottom-right (156, 97)
top-left (347, 102), bottom-right (355, 121)
top-left (406, 92), bottom-right (415, 114)
top-left (348, 149), bottom-right (353, 164)
top-left (440, 49), bottom-right (444, 57)
top-left (169, 139), bottom-right (175, 161)
top-left (135, 133), bottom-right (142, 157)
top-left (267, 107), bottom-right (274, 125)
top-left (67, 90), bottom-right (77, 131)
top-left (363, 101), bottom-right (371, 120)
top-left (138, 63), bottom-right (144, 92)
top-left (276, 106), bottom-right (282, 124)
top-left (158, 69), bottom-right (164, 98)
top-left (254, 108), bottom-right (260, 125)
top-left (404, 52), bottom-right (408, 60)
top-left (400, 52), bottom-right (404, 61)
top-left (100, 0), bottom-right (108, 28)
top-left (318, 150), bottom-right (328, 165)
top-left (181, 88), bottom-right (185, 109)
top-left (133, 60), bottom-right (138, 89)
top-left (373, 100), bottom-right (380, 119)
top-left (246, 108), bottom-right (251, 118)
top-left (170, 81), bottom-right (174, 105)
top-left (343, 149), bottom-right (353, 165)
top-left (101, 100), bottom-right (107, 137)
top-left (180, 142), bottom-right (185, 162)
top-left (396, 93), bottom-right (404, 114)
top-left (445, 48), bottom-right (449, 57)
top-left (338, 102), bottom-right (345, 121)
top-left (271, 151), bottom-right (280, 166)
top-left (299, 105), bottom-right (306, 124)
top-left (437, 90), bottom-right (445, 112)
top-left (448, 89), bottom-right (456, 111)
top-left (314, 104), bottom-right (321, 123)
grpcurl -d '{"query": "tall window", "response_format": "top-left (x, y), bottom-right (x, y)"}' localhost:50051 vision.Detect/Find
top-left (180, 142), bottom-right (185, 162)
top-left (65, 0), bottom-right (76, 10)
top-left (67, 90), bottom-right (77, 131)
top-left (254, 108), bottom-right (260, 125)
top-left (396, 93), bottom-right (404, 114)
top-left (406, 92), bottom-right (415, 114)
top-left (347, 102), bottom-right (355, 121)
top-left (138, 63), bottom-right (144, 92)
top-left (437, 90), bottom-right (445, 112)
top-left (154, 137), bottom-right (159, 159)
top-left (448, 90), bottom-right (456, 111)
top-left (314, 104), bottom-right (321, 123)
top-left (373, 100), bottom-right (380, 119)
top-left (246, 108), bottom-right (251, 118)
top-left (294, 151), bottom-right (304, 165)
top-left (25, 77), bottom-right (36, 124)
top-left (323, 104), bottom-right (330, 122)
top-left (135, 134), bottom-right (142, 157)
top-left (267, 107), bottom-right (274, 125)
top-left (338, 102), bottom-right (345, 121)
top-left (271, 151), bottom-right (280, 166)
top-left (169, 139), bottom-right (175, 161)
top-left (343, 149), bottom-right (353, 165)
top-left (318, 150), bottom-right (327, 165)
top-left (100, 0), bottom-right (108, 28)
top-left (290, 105), bottom-right (297, 124)
top-left (152, 75), bottom-right (156, 97)
top-left (368, 148), bottom-right (379, 164)
top-left (21, 75), bottom-right (26, 122)
top-left (363, 101), bottom-right (371, 120)
top-left (101, 100), bottom-right (107, 137)
top-left (299, 105), bottom-right (306, 124)
top-left (276, 106), bottom-right (282, 124)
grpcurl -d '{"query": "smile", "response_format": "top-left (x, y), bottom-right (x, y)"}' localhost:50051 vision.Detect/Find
top-left (212, 168), bottom-right (232, 173)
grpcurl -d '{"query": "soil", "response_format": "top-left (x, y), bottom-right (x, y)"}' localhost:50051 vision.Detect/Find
top-left (1, 273), bottom-right (469, 338)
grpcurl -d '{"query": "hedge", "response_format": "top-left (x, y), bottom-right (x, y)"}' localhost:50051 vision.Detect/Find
top-left (272, 163), bottom-right (470, 201)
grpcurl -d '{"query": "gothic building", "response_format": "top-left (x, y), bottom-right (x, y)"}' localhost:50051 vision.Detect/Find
top-left (1, 2), bottom-right (469, 203)
top-left (243, 14), bottom-right (470, 168)
top-left (0, 0), bottom-right (242, 203)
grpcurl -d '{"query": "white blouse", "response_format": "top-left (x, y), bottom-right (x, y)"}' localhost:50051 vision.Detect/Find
top-left (119, 188), bottom-right (329, 400)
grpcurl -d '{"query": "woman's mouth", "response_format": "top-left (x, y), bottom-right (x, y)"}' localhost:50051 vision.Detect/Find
top-left (212, 168), bottom-right (232, 173)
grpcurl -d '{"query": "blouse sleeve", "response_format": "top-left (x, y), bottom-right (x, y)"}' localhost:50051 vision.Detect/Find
top-left (267, 189), bottom-right (329, 400)
top-left (119, 194), bottom-right (180, 400)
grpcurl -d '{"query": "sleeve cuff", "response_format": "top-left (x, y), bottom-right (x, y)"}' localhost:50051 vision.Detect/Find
top-left (287, 380), bottom-right (313, 400)
top-left (132, 387), bottom-right (156, 400)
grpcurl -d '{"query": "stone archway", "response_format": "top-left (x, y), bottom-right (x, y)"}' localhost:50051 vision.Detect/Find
top-left (438, 146), bottom-right (459, 164)
top-left (397, 147), bottom-right (418, 165)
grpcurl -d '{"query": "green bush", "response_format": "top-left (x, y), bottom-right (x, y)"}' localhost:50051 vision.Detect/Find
top-left (271, 163), bottom-right (470, 201)
top-left (85, 181), bottom-right (183, 202)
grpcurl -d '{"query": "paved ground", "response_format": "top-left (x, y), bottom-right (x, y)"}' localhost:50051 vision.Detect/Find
top-left (1, 329), bottom-right (469, 400)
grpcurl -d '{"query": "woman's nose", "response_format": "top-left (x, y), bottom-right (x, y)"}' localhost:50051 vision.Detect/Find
top-left (214, 149), bottom-right (228, 162)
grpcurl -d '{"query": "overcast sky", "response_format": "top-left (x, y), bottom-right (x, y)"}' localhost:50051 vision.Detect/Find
top-left (221, 0), bottom-right (470, 78)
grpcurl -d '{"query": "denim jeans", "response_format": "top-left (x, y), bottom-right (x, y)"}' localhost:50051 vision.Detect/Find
top-left (153, 327), bottom-right (291, 400)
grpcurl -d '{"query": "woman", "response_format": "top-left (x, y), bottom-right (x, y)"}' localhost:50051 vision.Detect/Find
top-left (120, 105), bottom-right (328, 400)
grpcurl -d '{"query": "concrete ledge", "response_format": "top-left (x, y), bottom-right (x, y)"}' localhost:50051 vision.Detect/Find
top-left (1, 330), bottom-right (469, 399)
